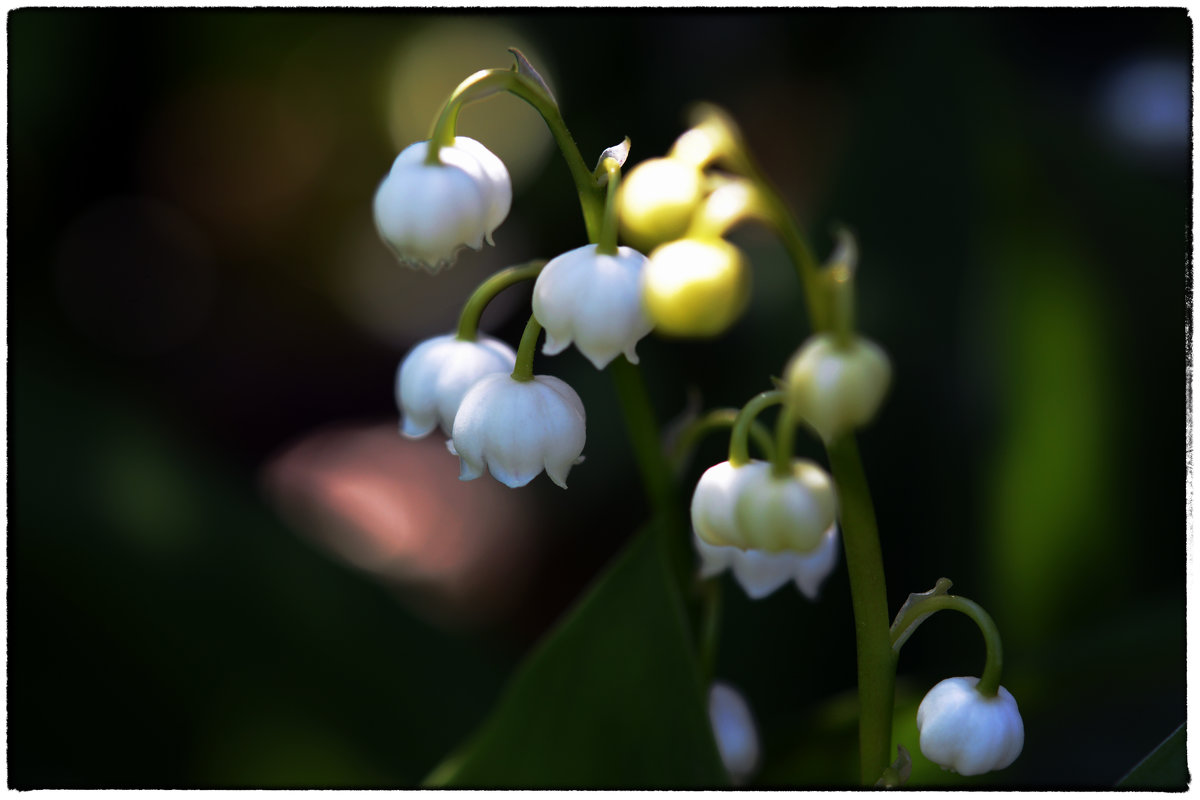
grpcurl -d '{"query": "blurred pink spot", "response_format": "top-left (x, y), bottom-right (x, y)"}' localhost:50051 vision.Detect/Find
top-left (263, 423), bottom-right (541, 627)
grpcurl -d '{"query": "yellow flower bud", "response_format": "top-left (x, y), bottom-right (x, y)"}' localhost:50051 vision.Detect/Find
top-left (616, 157), bottom-right (705, 251)
top-left (784, 332), bottom-right (892, 442)
top-left (641, 238), bottom-right (750, 338)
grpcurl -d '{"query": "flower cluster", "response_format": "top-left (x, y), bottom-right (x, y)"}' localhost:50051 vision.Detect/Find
top-left (374, 52), bottom-right (1024, 788)
top-left (394, 329), bottom-right (587, 489)
top-left (380, 89), bottom-right (653, 490)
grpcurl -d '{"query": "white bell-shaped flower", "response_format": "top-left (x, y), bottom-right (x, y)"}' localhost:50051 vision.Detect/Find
top-left (532, 244), bottom-right (654, 370)
top-left (708, 681), bottom-right (760, 785)
top-left (690, 460), bottom-right (758, 549)
top-left (395, 333), bottom-right (517, 439)
top-left (690, 460), bottom-right (840, 599)
top-left (917, 676), bottom-right (1024, 777)
top-left (451, 373), bottom-right (586, 489)
top-left (374, 137), bottom-right (511, 271)
top-left (694, 524), bottom-right (840, 600)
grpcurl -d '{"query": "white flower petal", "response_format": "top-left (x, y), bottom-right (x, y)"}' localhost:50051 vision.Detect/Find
top-left (728, 549), bottom-right (798, 599)
top-left (791, 524), bottom-right (840, 600)
top-left (395, 334), bottom-right (517, 439)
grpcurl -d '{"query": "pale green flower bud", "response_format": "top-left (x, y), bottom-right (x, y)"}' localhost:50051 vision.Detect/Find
top-left (733, 460), bottom-right (838, 553)
top-left (784, 332), bottom-right (891, 443)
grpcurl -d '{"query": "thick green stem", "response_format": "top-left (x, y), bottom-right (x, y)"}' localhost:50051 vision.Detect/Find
top-left (510, 314), bottom-right (542, 382)
top-left (826, 435), bottom-right (894, 785)
top-left (670, 408), bottom-right (775, 468)
top-left (426, 68), bottom-right (605, 240)
top-left (455, 260), bottom-right (546, 341)
top-left (698, 577), bottom-right (723, 687)
top-left (609, 357), bottom-right (689, 589)
top-left (829, 269), bottom-right (856, 349)
top-left (610, 357), bottom-right (677, 523)
top-left (890, 587), bottom-right (1005, 697)
top-left (596, 158), bottom-right (622, 255)
top-left (826, 230), bottom-right (858, 349)
top-left (729, 390), bottom-right (786, 466)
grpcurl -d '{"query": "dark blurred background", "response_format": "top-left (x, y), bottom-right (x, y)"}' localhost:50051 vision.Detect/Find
top-left (9, 8), bottom-right (1189, 788)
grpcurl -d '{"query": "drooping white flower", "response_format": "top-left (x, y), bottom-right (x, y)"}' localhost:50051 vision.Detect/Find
top-left (451, 373), bottom-right (586, 489)
top-left (694, 524), bottom-right (840, 600)
top-left (917, 676), bottom-right (1024, 777)
top-left (532, 244), bottom-right (654, 370)
top-left (690, 459), bottom-right (840, 599)
top-left (708, 681), bottom-right (760, 785)
top-left (394, 334), bottom-right (517, 439)
top-left (690, 460), bottom-right (758, 549)
top-left (373, 137), bottom-right (512, 271)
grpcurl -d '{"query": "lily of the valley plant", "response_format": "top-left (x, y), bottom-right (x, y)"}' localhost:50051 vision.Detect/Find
top-left (376, 50), bottom-right (1023, 787)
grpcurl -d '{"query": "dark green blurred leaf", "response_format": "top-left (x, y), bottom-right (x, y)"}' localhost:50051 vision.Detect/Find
top-left (425, 526), bottom-right (727, 788)
top-left (1117, 724), bottom-right (1187, 789)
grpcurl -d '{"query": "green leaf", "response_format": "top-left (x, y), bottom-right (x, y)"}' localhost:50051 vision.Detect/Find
top-left (425, 525), bottom-right (728, 788)
top-left (1117, 724), bottom-right (1187, 788)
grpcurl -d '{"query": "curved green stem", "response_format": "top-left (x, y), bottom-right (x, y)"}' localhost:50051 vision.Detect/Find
top-left (772, 403), bottom-right (796, 478)
top-left (688, 106), bottom-right (824, 332)
top-left (729, 390), bottom-right (785, 466)
top-left (826, 434), bottom-right (894, 785)
top-left (596, 158), bottom-right (622, 255)
top-left (670, 408), bottom-right (775, 468)
top-left (755, 184), bottom-right (825, 332)
top-left (889, 581), bottom-right (1005, 697)
top-left (455, 260), bottom-right (546, 341)
top-left (510, 314), bottom-right (542, 382)
top-left (426, 67), bottom-right (604, 240)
